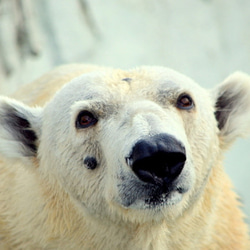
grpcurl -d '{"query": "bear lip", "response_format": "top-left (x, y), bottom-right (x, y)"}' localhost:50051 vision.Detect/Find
top-left (122, 187), bottom-right (185, 210)
top-left (119, 181), bottom-right (188, 209)
top-left (143, 184), bottom-right (186, 207)
top-left (144, 193), bottom-right (171, 207)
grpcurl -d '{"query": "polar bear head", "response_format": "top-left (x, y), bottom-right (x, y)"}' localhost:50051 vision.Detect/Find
top-left (0, 67), bottom-right (250, 223)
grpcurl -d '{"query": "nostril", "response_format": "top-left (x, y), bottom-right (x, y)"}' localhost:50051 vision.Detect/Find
top-left (126, 134), bottom-right (186, 186)
top-left (132, 152), bottom-right (186, 185)
top-left (166, 152), bottom-right (186, 177)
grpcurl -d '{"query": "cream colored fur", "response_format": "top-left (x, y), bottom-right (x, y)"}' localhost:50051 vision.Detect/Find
top-left (0, 64), bottom-right (249, 249)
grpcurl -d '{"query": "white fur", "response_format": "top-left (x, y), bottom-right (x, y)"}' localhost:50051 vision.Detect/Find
top-left (0, 66), bottom-right (249, 249)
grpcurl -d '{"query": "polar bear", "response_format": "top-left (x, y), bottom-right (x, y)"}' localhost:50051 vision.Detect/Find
top-left (0, 64), bottom-right (249, 249)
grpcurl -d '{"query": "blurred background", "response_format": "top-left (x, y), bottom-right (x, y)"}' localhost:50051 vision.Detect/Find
top-left (0, 0), bottom-right (249, 222)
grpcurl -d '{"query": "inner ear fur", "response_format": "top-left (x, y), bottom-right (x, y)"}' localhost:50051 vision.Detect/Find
top-left (0, 97), bottom-right (42, 158)
top-left (213, 72), bottom-right (250, 147)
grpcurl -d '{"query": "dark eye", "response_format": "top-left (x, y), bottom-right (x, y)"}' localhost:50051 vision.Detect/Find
top-left (177, 94), bottom-right (194, 110)
top-left (76, 111), bottom-right (98, 129)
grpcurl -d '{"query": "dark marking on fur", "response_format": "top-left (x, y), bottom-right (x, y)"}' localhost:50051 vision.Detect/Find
top-left (4, 106), bottom-right (37, 155)
top-left (84, 156), bottom-right (98, 170)
top-left (122, 78), bottom-right (132, 83)
top-left (215, 89), bottom-right (242, 130)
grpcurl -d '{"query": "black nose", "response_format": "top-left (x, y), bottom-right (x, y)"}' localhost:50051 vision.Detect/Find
top-left (126, 134), bottom-right (186, 186)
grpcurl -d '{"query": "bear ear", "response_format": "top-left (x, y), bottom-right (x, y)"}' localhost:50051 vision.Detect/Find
top-left (0, 97), bottom-right (42, 158)
top-left (213, 72), bottom-right (250, 148)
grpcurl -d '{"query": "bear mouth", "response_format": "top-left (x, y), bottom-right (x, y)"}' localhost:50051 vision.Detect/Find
top-left (143, 186), bottom-right (186, 208)
top-left (144, 192), bottom-right (171, 207)
top-left (118, 178), bottom-right (187, 209)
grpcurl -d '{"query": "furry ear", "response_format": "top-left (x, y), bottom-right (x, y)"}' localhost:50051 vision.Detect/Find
top-left (0, 97), bottom-right (42, 158)
top-left (213, 72), bottom-right (250, 148)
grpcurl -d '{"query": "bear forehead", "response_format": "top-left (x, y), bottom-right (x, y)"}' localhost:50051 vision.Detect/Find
top-left (55, 66), bottom-right (205, 103)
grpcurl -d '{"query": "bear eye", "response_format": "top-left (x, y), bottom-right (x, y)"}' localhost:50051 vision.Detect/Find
top-left (76, 111), bottom-right (98, 129)
top-left (177, 94), bottom-right (194, 110)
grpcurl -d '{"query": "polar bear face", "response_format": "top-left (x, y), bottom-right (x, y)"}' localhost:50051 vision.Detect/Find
top-left (0, 67), bottom-right (250, 223)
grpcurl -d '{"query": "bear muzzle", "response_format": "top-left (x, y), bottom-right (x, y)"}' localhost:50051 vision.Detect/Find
top-left (126, 133), bottom-right (186, 192)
